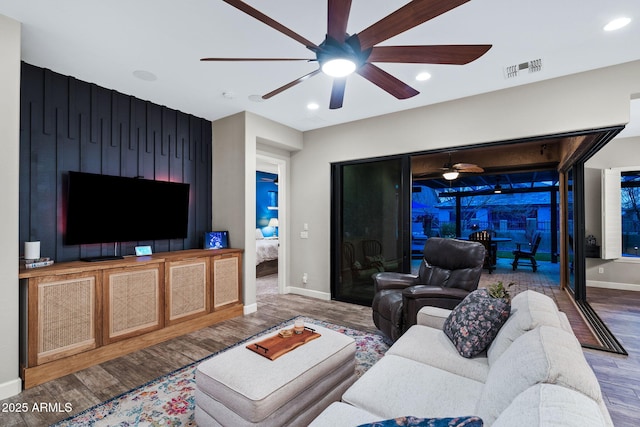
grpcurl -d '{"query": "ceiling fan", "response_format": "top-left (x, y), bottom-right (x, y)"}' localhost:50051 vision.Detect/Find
top-left (258, 175), bottom-right (279, 185)
top-left (440, 153), bottom-right (484, 180)
top-left (202, 0), bottom-right (492, 109)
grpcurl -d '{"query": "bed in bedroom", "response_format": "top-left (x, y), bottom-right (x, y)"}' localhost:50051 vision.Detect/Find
top-left (256, 229), bottom-right (279, 277)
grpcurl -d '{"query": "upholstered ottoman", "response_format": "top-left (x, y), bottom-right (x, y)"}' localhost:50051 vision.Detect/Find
top-left (195, 323), bottom-right (356, 426)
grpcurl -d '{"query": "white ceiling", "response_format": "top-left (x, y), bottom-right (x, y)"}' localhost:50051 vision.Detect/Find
top-left (1, 0), bottom-right (639, 133)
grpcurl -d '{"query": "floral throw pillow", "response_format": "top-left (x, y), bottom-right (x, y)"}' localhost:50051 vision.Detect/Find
top-left (443, 289), bottom-right (511, 358)
top-left (357, 415), bottom-right (483, 427)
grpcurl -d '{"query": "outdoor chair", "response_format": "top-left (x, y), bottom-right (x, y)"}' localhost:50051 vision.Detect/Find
top-left (512, 232), bottom-right (542, 272)
top-left (341, 241), bottom-right (380, 286)
top-left (362, 239), bottom-right (399, 271)
top-left (469, 230), bottom-right (497, 273)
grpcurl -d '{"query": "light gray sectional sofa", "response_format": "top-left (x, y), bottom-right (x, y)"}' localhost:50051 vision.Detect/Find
top-left (310, 290), bottom-right (613, 427)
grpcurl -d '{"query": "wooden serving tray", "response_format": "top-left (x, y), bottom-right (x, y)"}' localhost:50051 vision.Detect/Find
top-left (246, 327), bottom-right (321, 360)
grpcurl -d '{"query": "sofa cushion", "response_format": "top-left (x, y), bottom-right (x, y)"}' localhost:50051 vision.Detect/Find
top-left (342, 354), bottom-right (484, 419)
top-left (387, 325), bottom-right (490, 383)
top-left (487, 290), bottom-right (564, 365)
top-left (492, 384), bottom-right (613, 427)
top-left (309, 402), bottom-right (382, 427)
top-left (443, 289), bottom-right (511, 358)
top-left (357, 415), bottom-right (483, 427)
top-left (476, 326), bottom-right (605, 425)
top-left (416, 306), bottom-right (452, 329)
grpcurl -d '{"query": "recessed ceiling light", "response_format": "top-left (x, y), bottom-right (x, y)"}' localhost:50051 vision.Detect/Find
top-left (307, 102), bottom-right (319, 110)
top-left (416, 72), bottom-right (432, 81)
top-left (132, 70), bottom-right (157, 82)
top-left (604, 17), bottom-right (631, 31)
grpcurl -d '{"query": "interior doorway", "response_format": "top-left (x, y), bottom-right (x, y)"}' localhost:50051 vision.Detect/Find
top-left (256, 154), bottom-right (287, 296)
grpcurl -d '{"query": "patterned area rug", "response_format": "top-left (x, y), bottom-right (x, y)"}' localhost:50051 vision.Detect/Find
top-left (52, 317), bottom-right (388, 427)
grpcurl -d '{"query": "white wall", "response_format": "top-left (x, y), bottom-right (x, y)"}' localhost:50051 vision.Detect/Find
top-left (212, 112), bottom-right (302, 313)
top-left (289, 60), bottom-right (640, 296)
top-left (0, 14), bottom-right (22, 399)
top-left (585, 136), bottom-right (640, 291)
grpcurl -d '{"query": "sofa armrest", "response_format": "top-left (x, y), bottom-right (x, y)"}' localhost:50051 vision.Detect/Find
top-left (373, 272), bottom-right (418, 293)
top-left (402, 285), bottom-right (470, 329)
top-left (416, 306), bottom-right (452, 329)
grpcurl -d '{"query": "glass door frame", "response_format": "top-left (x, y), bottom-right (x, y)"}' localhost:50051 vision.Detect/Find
top-left (330, 155), bottom-right (412, 305)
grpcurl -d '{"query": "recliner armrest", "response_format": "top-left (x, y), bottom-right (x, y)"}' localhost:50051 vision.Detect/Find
top-left (402, 285), bottom-right (470, 330)
top-left (372, 272), bottom-right (418, 293)
top-left (402, 285), bottom-right (470, 300)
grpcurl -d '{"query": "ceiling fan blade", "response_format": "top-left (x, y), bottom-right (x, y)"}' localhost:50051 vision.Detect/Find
top-left (368, 44), bottom-right (492, 65)
top-left (357, 63), bottom-right (419, 99)
top-left (200, 57), bottom-right (314, 62)
top-left (262, 69), bottom-right (321, 100)
top-left (330, 78), bottom-right (347, 109)
top-left (222, 0), bottom-right (318, 49)
top-left (357, 0), bottom-right (471, 50)
top-left (453, 163), bottom-right (484, 173)
top-left (327, 0), bottom-right (352, 42)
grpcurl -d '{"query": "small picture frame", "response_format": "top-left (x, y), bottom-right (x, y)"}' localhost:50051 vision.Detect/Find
top-left (135, 245), bottom-right (153, 256)
top-left (204, 231), bottom-right (229, 250)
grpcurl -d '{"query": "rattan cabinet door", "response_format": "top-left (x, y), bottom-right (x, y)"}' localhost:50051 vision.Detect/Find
top-left (166, 258), bottom-right (210, 325)
top-left (212, 252), bottom-right (242, 309)
top-left (103, 264), bottom-right (163, 344)
top-left (30, 272), bottom-right (100, 366)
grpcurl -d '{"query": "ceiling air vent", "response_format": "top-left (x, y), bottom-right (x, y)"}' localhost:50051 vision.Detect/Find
top-left (504, 59), bottom-right (542, 79)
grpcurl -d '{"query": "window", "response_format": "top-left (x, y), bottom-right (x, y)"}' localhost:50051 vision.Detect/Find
top-left (621, 171), bottom-right (640, 257)
top-left (601, 168), bottom-right (640, 259)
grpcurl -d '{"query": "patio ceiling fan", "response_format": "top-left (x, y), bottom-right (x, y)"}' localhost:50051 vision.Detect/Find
top-left (440, 153), bottom-right (484, 180)
top-left (202, 0), bottom-right (492, 109)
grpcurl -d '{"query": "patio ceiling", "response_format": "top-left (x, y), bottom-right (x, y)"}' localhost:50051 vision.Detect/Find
top-left (411, 127), bottom-right (621, 191)
top-left (416, 169), bottom-right (559, 191)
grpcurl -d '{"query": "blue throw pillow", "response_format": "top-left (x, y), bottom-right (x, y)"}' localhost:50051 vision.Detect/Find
top-left (443, 289), bottom-right (511, 358)
top-left (357, 415), bottom-right (483, 427)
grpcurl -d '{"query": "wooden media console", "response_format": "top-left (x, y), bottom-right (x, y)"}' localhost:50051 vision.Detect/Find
top-left (19, 248), bottom-right (243, 389)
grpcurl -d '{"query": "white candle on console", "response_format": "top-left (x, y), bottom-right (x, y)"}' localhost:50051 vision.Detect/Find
top-left (25, 241), bottom-right (41, 260)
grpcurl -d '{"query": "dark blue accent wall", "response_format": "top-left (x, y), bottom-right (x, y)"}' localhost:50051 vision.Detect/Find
top-left (256, 171), bottom-right (278, 237)
top-left (19, 62), bottom-right (213, 261)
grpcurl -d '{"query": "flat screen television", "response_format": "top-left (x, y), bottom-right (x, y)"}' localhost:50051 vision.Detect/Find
top-left (65, 171), bottom-right (190, 245)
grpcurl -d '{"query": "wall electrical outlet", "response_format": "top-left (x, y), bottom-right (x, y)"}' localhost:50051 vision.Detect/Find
top-left (598, 267), bottom-right (604, 274)
top-left (302, 273), bottom-right (308, 284)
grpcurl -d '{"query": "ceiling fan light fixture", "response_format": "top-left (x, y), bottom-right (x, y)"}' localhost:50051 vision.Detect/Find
top-left (321, 58), bottom-right (357, 77)
top-left (442, 171), bottom-right (459, 180)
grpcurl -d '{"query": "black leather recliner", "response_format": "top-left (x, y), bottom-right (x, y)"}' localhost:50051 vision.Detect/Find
top-left (371, 237), bottom-right (485, 342)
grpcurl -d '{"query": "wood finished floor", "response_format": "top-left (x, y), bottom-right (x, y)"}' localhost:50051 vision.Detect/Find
top-left (1, 277), bottom-right (639, 426)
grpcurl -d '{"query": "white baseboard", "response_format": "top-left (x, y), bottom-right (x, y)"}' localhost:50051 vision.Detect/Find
top-left (286, 286), bottom-right (331, 301)
top-left (0, 377), bottom-right (22, 400)
top-left (243, 303), bottom-right (258, 315)
top-left (587, 280), bottom-right (640, 291)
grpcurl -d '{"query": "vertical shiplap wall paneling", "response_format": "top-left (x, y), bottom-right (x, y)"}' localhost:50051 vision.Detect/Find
top-left (18, 64), bottom-right (41, 252)
top-left (37, 69), bottom-right (64, 261)
top-left (170, 112), bottom-right (188, 252)
top-left (156, 107), bottom-right (175, 254)
top-left (19, 63), bottom-right (212, 262)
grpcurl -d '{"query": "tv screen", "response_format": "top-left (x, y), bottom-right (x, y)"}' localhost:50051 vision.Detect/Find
top-left (65, 171), bottom-right (190, 245)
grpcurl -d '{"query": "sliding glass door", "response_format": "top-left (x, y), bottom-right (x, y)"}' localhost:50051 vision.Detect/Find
top-left (331, 157), bottom-right (410, 305)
